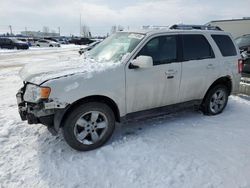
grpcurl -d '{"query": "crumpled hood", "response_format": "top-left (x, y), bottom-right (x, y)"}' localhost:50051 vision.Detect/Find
top-left (19, 57), bottom-right (120, 85)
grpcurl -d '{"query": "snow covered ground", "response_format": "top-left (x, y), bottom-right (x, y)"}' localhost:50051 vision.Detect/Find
top-left (0, 47), bottom-right (250, 188)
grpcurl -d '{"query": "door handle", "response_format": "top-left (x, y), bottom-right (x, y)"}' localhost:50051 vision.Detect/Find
top-left (165, 70), bottom-right (177, 79)
top-left (167, 75), bottom-right (174, 79)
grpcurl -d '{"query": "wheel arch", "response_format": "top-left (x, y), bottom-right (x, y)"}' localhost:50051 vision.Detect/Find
top-left (203, 76), bottom-right (232, 102)
top-left (55, 95), bottom-right (121, 130)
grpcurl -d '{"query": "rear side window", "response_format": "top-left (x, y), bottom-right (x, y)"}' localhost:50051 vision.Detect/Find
top-left (182, 35), bottom-right (214, 61)
top-left (211, 35), bottom-right (237, 57)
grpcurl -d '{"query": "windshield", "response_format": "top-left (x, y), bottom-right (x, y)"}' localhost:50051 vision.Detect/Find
top-left (88, 32), bottom-right (145, 63)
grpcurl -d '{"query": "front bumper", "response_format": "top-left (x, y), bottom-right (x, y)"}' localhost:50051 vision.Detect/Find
top-left (16, 88), bottom-right (28, 121)
top-left (16, 87), bottom-right (57, 135)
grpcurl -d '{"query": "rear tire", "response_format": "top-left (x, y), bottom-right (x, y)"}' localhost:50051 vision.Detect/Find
top-left (62, 102), bottom-right (115, 151)
top-left (201, 85), bottom-right (229, 115)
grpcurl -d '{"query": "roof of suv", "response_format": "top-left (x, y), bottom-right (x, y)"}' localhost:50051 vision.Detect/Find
top-left (122, 29), bottom-right (230, 36)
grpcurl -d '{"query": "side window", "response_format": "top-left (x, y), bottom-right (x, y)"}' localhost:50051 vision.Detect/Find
top-left (182, 35), bottom-right (214, 61)
top-left (136, 35), bottom-right (177, 65)
top-left (211, 35), bottom-right (237, 57)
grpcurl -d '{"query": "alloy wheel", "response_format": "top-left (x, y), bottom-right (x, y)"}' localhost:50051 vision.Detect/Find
top-left (209, 89), bottom-right (227, 114)
top-left (73, 111), bottom-right (108, 145)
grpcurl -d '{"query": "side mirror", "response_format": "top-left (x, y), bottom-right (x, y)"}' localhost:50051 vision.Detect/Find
top-left (129, 55), bottom-right (153, 69)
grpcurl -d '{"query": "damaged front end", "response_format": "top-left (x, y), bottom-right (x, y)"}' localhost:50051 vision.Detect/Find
top-left (16, 83), bottom-right (69, 135)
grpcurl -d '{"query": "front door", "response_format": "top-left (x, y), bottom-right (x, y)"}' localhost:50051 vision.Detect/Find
top-left (126, 35), bottom-right (182, 113)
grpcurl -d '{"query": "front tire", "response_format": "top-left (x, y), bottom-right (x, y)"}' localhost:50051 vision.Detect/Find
top-left (201, 85), bottom-right (229, 115)
top-left (62, 102), bottom-right (115, 151)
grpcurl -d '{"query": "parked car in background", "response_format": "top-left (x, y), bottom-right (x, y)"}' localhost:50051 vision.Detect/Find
top-left (0, 38), bottom-right (29, 50)
top-left (241, 48), bottom-right (250, 77)
top-left (235, 35), bottom-right (250, 77)
top-left (79, 41), bottom-right (101, 55)
top-left (35, 39), bottom-right (60, 47)
top-left (44, 37), bottom-right (58, 42)
top-left (17, 28), bottom-right (241, 151)
top-left (235, 34), bottom-right (250, 52)
top-left (25, 38), bottom-right (39, 46)
top-left (69, 37), bottom-right (94, 45)
top-left (18, 38), bottom-right (32, 47)
top-left (57, 38), bottom-right (69, 44)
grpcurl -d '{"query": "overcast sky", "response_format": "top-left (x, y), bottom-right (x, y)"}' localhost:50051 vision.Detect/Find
top-left (0, 0), bottom-right (250, 36)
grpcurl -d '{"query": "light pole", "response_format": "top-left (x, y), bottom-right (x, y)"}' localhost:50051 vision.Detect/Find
top-left (58, 27), bottom-right (61, 36)
top-left (9, 25), bottom-right (13, 35)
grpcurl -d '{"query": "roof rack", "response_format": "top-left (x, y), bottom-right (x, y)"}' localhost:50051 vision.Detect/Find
top-left (169, 24), bottom-right (223, 31)
top-left (142, 25), bottom-right (169, 30)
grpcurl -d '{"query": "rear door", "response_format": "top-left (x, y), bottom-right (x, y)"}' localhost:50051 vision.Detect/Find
top-left (0, 39), bottom-right (8, 49)
top-left (179, 34), bottom-right (217, 102)
top-left (126, 34), bottom-right (182, 113)
top-left (4, 39), bottom-right (13, 49)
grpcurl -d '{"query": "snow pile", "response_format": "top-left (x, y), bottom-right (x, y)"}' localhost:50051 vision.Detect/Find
top-left (0, 44), bottom-right (80, 54)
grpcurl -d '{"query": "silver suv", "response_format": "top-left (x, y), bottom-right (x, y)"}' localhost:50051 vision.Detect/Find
top-left (16, 28), bottom-right (242, 151)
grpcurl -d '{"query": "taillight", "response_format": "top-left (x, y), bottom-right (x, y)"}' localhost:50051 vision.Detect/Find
top-left (238, 59), bottom-right (243, 73)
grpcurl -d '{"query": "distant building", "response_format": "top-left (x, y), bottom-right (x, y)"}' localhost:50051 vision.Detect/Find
top-left (207, 18), bottom-right (250, 38)
top-left (20, 31), bottom-right (60, 38)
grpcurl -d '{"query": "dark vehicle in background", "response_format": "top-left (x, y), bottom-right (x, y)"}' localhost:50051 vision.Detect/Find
top-left (241, 48), bottom-right (250, 77)
top-left (235, 34), bottom-right (250, 52)
top-left (69, 37), bottom-right (94, 45)
top-left (79, 41), bottom-right (101, 55)
top-left (0, 38), bottom-right (29, 50)
top-left (235, 35), bottom-right (250, 77)
top-left (44, 37), bottom-right (58, 42)
top-left (57, 38), bottom-right (69, 44)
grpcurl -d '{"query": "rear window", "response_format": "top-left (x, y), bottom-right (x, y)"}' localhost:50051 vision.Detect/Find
top-left (182, 35), bottom-right (215, 61)
top-left (211, 35), bottom-right (237, 57)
